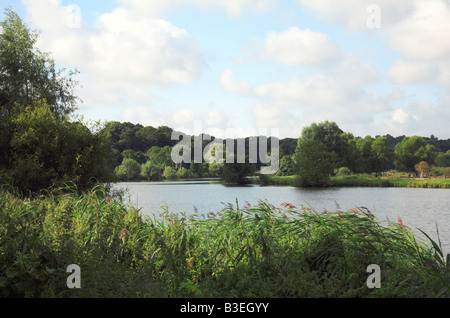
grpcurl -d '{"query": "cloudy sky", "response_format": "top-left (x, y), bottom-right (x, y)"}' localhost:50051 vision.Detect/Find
top-left (3, 0), bottom-right (450, 139)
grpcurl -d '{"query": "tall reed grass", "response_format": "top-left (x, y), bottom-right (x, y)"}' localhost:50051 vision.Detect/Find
top-left (0, 184), bottom-right (448, 297)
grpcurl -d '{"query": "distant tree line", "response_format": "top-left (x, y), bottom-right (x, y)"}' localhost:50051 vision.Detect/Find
top-left (291, 121), bottom-right (449, 187)
top-left (103, 120), bottom-right (450, 186)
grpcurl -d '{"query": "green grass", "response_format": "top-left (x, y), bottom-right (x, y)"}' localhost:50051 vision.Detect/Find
top-left (0, 184), bottom-right (449, 298)
top-left (331, 175), bottom-right (450, 188)
top-left (257, 174), bottom-right (450, 188)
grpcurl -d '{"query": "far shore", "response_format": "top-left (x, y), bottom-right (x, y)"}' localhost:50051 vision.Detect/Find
top-left (254, 174), bottom-right (450, 189)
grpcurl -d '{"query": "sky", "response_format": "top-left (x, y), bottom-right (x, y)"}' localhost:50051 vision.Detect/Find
top-left (2, 0), bottom-right (450, 139)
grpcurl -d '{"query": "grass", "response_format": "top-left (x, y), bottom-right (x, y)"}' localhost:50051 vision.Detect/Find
top-left (257, 174), bottom-right (450, 188)
top-left (0, 184), bottom-right (449, 298)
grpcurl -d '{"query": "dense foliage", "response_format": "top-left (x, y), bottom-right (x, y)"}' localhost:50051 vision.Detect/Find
top-left (0, 9), bottom-right (78, 117)
top-left (0, 9), bottom-right (114, 194)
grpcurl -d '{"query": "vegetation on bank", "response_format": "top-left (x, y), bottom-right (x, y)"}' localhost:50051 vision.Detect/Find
top-left (257, 174), bottom-right (450, 189)
top-left (1, 184), bottom-right (449, 298)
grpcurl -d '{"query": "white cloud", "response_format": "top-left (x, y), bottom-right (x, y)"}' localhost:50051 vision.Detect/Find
top-left (118, 0), bottom-right (278, 17)
top-left (91, 8), bottom-right (205, 87)
top-left (392, 108), bottom-right (410, 124)
top-left (380, 99), bottom-right (450, 137)
top-left (386, 59), bottom-right (439, 84)
top-left (297, 0), bottom-right (415, 31)
top-left (252, 104), bottom-right (302, 138)
top-left (220, 68), bottom-right (252, 95)
top-left (23, 0), bottom-right (206, 90)
top-left (263, 27), bottom-right (341, 66)
top-left (122, 106), bottom-right (228, 137)
top-left (387, 0), bottom-right (450, 61)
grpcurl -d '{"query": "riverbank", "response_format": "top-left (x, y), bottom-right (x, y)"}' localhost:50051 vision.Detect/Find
top-left (256, 175), bottom-right (450, 188)
top-left (1, 184), bottom-right (449, 298)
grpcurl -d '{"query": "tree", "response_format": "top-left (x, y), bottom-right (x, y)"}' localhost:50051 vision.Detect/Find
top-left (394, 136), bottom-right (437, 172)
top-left (208, 162), bottom-right (223, 177)
top-left (221, 157), bottom-right (255, 185)
top-left (435, 150), bottom-right (450, 167)
top-left (162, 166), bottom-right (177, 179)
top-left (122, 149), bottom-right (147, 164)
top-left (141, 160), bottom-right (163, 181)
top-left (415, 161), bottom-right (430, 178)
top-left (354, 135), bottom-right (390, 174)
top-left (278, 155), bottom-right (295, 176)
top-left (8, 101), bottom-right (114, 192)
top-left (300, 121), bottom-right (354, 171)
top-left (293, 138), bottom-right (335, 187)
top-left (115, 158), bottom-right (141, 181)
top-left (0, 8), bottom-right (79, 117)
top-left (147, 146), bottom-right (173, 168)
top-left (371, 136), bottom-right (390, 174)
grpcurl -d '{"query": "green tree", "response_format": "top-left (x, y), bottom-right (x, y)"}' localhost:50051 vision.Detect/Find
top-left (293, 138), bottom-right (335, 187)
top-left (300, 121), bottom-right (354, 171)
top-left (371, 136), bottom-right (390, 174)
top-left (221, 157), bottom-right (255, 185)
top-left (147, 146), bottom-right (173, 168)
top-left (141, 161), bottom-right (163, 181)
top-left (394, 136), bottom-right (437, 172)
top-left (435, 150), bottom-right (450, 167)
top-left (208, 162), bottom-right (223, 177)
top-left (0, 8), bottom-right (79, 117)
top-left (8, 101), bottom-right (114, 192)
top-left (115, 158), bottom-right (141, 181)
top-left (122, 149), bottom-right (147, 164)
top-left (162, 166), bottom-right (177, 179)
top-left (278, 155), bottom-right (295, 176)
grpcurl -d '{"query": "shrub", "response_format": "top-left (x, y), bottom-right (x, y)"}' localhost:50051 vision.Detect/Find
top-left (115, 158), bottom-right (141, 181)
top-left (141, 161), bottom-right (163, 181)
top-left (335, 166), bottom-right (353, 177)
top-left (162, 166), bottom-right (177, 179)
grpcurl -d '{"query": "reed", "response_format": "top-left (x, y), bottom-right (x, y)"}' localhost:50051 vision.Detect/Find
top-left (0, 184), bottom-right (448, 297)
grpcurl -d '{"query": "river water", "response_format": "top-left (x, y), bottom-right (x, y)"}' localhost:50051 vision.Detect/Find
top-left (114, 180), bottom-right (450, 254)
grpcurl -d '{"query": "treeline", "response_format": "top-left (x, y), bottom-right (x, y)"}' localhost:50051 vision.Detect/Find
top-left (102, 121), bottom-right (280, 183)
top-left (103, 120), bottom-right (450, 185)
top-left (292, 121), bottom-right (450, 187)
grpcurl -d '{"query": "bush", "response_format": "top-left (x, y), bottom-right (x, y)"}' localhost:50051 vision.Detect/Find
top-left (5, 101), bottom-right (114, 193)
top-left (335, 167), bottom-right (353, 177)
top-left (115, 158), bottom-right (141, 181)
top-left (162, 166), bottom-right (177, 179)
top-left (141, 161), bottom-right (163, 181)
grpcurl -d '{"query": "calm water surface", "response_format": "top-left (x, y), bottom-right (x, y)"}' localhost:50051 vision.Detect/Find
top-left (115, 180), bottom-right (450, 253)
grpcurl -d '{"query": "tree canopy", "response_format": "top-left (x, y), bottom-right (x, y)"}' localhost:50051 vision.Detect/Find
top-left (0, 8), bottom-right (79, 117)
top-left (0, 9), bottom-right (114, 193)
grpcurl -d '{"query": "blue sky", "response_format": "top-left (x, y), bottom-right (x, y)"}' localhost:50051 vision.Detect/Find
top-left (2, 0), bottom-right (450, 138)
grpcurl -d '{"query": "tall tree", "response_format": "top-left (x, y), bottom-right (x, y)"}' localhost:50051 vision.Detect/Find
top-left (293, 138), bottom-right (335, 187)
top-left (300, 121), bottom-right (353, 170)
top-left (0, 8), bottom-right (79, 117)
